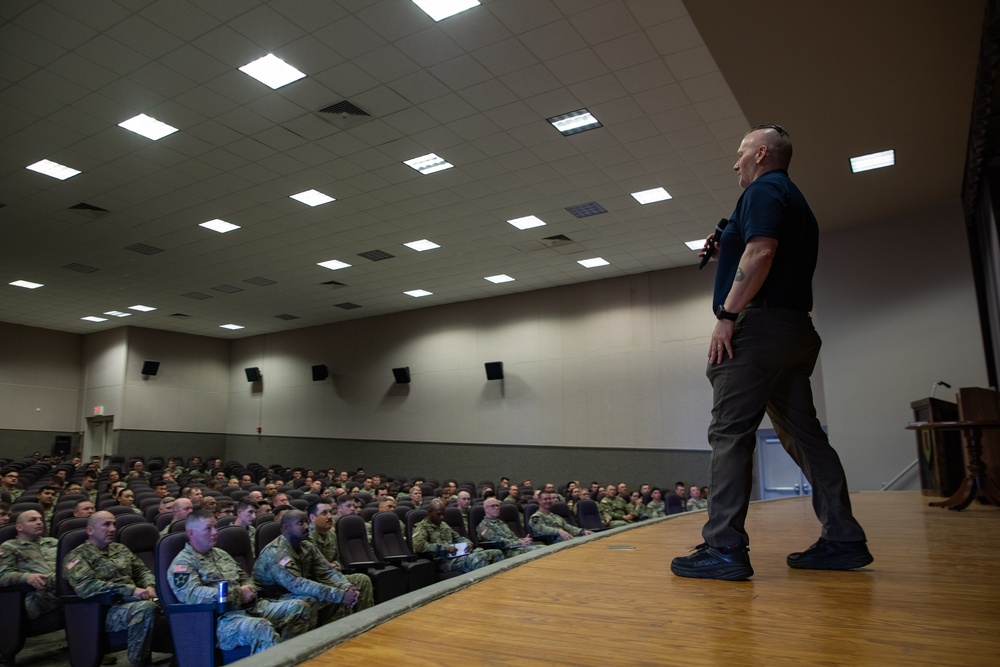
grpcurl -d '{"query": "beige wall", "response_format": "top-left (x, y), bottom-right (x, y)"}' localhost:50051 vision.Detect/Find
top-left (0, 322), bottom-right (81, 433)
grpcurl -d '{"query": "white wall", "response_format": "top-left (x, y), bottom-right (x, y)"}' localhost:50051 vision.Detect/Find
top-left (815, 200), bottom-right (987, 490)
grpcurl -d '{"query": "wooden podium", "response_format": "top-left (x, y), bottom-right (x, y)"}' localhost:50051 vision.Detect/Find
top-left (910, 397), bottom-right (964, 497)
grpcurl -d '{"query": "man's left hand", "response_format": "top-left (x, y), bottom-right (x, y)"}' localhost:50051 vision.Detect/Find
top-left (709, 319), bottom-right (735, 364)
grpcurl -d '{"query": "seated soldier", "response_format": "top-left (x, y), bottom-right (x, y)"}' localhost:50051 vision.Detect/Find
top-left (73, 498), bottom-right (96, 518)
top-left (160, 498), bottom-right (194, 536)
top-left (63, 512), bottom-right (166, 667)
top-left (598, 485), bottom-right (632, 527)
top-left (37, 486), bottom-right (57, 531)
top-left (232, 500), bottom-right (258, 554)
top-left (412, 500), bottom-right (504, 573)
top-left (529, 490), bottom-right (594, 542)
top-left (476, 498), bottom-right (543, 557)
top-left (169, 511), bottom-right (312, 653)
top-left (252, 510), bottom-right (361, 629)
top-left (305, 502), bottom-right (373, 615)
top-left (1, 468), bottom-right (23, 501)
top-left (0, 510), bottom-right (60, 618)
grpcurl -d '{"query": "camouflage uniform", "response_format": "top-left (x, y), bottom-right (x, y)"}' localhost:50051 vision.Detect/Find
top-left (305, 526), bottom-right (374, 614)
top-left (5, 487), bottom-right (23, 501)
top-left (0, 536), bottom-right (60, 618)
top-left (686, 497), bottom-right (708, 511)
top-left (475, 518), bottom-right (544, 557)
top-left (599, 496), bottom-right (630, 527)
top-left (63, 542), bottom-right (163, 667)
top-left (252, 535), bottom-right (351, 628)
top-left (629, 502), bottom-right (647, 521)
top-left (40, 505), bottom-right (55, 532)
top-left (528, 510), bottom-right (585, 540)
top-left (168, 543), bottom-right (311, 650)
top-left (411, 518), bottom-right (503, 573)
top-left (645, 500), bottom-right (666, 519)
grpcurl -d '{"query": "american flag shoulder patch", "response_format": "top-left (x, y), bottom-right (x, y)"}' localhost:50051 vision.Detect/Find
top-left (173, 563), bottom-right (189, 573)
top-left (66, 556), bottom-right (80, 569)
top-left (279, 556), bottom-right (293, 568)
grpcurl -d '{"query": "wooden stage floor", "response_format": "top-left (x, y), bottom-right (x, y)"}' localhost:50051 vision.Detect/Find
top-left (300, 492), bottom-right (999, 666)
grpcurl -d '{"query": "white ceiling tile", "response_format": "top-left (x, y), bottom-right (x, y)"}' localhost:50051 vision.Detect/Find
top-left (664, 45), bottom-right (718, 81)
top-left (473, 37), bottom-right (538, 77)
top-left (48, 0), bottom-right (131, 31)
top-left (216, 107), bottom-right (273, 134)
top-left (316, 16), bottom-right (388, 60)
top-left (159, 46), bottom-right (231, 85)
top-left (520, 20), bottom-right (587, 61)
top-left (614, 59), bottom-right (675, 94)
top-left (500, 64), bottom-right (562, 98)
top-left (594, 31), bottom-right (658, 71)
top-left (567, 72), bottom-right (627, 106)
top-left (228, 4), bottom-right (305, 51)
top-left (312, 62), bottom-right (381, 99)
top-left (354, 44), bottom-right (421, 81)
top-left (437, 8), bottom-right (513, 51)
top-left (429, 55), bottom-right (494, 89)
top-left (357, 0), bottom-right (429, 41)
top-left (546, 48), bottom-right (610, 86)
top-left (142, 0), bottom-right (220, 41)
top-left (395, 26), bottom-right (466, 68)
top-left (192, 26), bottom-right (263, 68)
top-left (106, 15), bottom-right (186, 59)
top-left (569, 2), bottom-right (641, 45)
top-left (489, 0), bottom-right (563, 33)
top-left (456, 79), bottom-right (517, 112)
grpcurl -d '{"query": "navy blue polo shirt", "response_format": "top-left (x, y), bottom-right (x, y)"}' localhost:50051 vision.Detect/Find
top-left (712, 169), bottom-right (818, 313)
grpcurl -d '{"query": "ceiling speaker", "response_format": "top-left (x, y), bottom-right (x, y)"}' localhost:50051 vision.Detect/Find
top-left (392, 367), bottom-right (411, 384)
top-left (245, 367), bottom-right (262, 382)
top-left (485, 361), bottom-right (504, 380)
top-left (312, 364), bottom-right (329, 381)
top-left (141, 360), bottom-right (160, 376)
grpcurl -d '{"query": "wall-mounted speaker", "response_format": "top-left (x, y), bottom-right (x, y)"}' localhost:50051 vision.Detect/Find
top-left (245, 367), bottom-right (262, 382)
top-left (485, 361), bottom-right (504, 380)
top-left (392, 367), bottom-right (411, 384)
top-left (141, 360), bottom-right (160, 376)
top-left (312, 364), bottom-right (329, 381)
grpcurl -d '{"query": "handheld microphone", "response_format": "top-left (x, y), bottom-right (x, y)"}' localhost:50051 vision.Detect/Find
top-left (699, 218), bottom-right (729, 269)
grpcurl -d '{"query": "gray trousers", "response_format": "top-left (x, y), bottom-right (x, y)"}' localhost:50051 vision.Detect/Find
top-left (702, 306), bottom-right (867, 547)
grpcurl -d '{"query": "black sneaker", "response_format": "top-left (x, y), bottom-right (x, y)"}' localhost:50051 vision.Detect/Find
top-left (787, 537), bottom-right (873, 570)
top-left (670, 543), bottom-right (753, 580)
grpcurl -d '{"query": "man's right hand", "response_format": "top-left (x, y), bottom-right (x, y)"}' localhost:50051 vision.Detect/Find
top-left (25, 573), bottom-right (48, 590)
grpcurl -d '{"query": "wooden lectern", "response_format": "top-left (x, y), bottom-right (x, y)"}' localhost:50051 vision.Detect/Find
top-left (910, 397), bottom-right (963, 497)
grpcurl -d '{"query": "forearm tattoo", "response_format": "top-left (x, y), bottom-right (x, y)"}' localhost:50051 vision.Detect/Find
top-left (734, 267), bottom-right (745, 282)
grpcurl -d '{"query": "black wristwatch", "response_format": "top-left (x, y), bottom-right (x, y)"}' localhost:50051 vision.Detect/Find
top-left (716, 305), bottom-right (738, 321)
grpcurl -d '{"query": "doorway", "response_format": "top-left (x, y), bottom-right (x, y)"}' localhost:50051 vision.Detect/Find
top-left (85, 416), bottom-right (115, 465)
top-left (755, 428), bottom-right (813, 500)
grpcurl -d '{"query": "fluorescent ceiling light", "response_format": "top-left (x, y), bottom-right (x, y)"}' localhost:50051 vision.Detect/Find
top-left (404, 239), bottom-right (441, 251)
top-left (578, 257), bottom-right (610, 268)
top-left (631, 187), bottom-right (672, 204)
top-left (239, 54), bottom-right (306, 89)
top-left (104, 311), bottom-right (132, 318)
top-left (850, 150), bottom-right (895, 173)
top-left (128, 305), bottom-right (156, 312)
top-left (547, 109), bottom-right (602, 135)
top-left (412, 0), bottom-right (480, 21)
top-left (507, 215), bottom-right (546, 230)
top-left (404, 153), bottom-right (453, 175)
top-left (81, 316), bottom-right (107, 322)
top-left (118, 113), bottom-right (178, 140)
top-left (199, 219), bottom-right (240, 233)
top-left (404, 289), bottom-right (433, 297)
top-left (685, 240), bottom-right (706, 251)
top-left (317, 259), bottom-right (352, 271)
top-left (485, 274), bottom-right (515, 284)
top-left (290, 189), bottom-right (335, 206)
top-left (9, 280), bottom-right (44, 289)
top-left (219, 324), bottom-right (245, 330)
top-left (26, 159), bottom-right (80, 180)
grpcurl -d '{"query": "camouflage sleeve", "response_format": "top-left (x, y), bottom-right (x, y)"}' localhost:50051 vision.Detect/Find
top-left (528, 513), bottom-right (560, 538)
top-left (256, 543), bottom-right (344, 603)
top-left (412, 522), bottom-right (447, 556)
top-left (477, 520), bottom-right (517, 549)
top-left (63, 546), bottom-right (131, 598)
top-left (300, 542), bottom-right (349, 590)
top-left (0, 543), bottom-right (29, 586)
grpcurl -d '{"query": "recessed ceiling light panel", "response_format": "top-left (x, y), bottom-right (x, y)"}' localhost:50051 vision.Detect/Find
top-left (219, 324), bottom-right (245, 330)
top-left (507, 215), bottom-right (546, 230)
top-left (631, 187), bottom-right (672, 204)
top-left (104, 311), bottom-right (132, 318)
top-left (317, 259), bottom-right (352, 271)
top-left (404, 153), bottom-right (453, 175)
top-left (239, 54), bottom-right (306, 89)
top-left (685, 240), bottom-right (706, 251)
top-left (10, 280), bottom-right (44, 289)
top-left (128, 305), bottom-right (156, 312)
top-left (81, 316), bottom-right (107, 322)
top-left (850, 150), bottom-right (895, 173)
top-left (404, 239), bottom-right (441, 251)
top-left (412, 0), bottom-right (480, 21)
top-left (404, 289), bottom-right (433, 297)
top-left (26, 159), bottom-right (80, 180)
top-left (118, 114), bottom-right (178, 140)
top-left (547, 109), bottom-right (602, 135)
top-left (290, 189), bottom-right (335, 206)
top-left (578, 257), bottom-right (610, 268)
top-left (199, 219), bottom-right (240, 233)
top-left (485, 274), bottom-right (515, 284)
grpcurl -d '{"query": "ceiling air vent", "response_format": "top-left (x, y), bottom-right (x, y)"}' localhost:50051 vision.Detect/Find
top-left (62, 263), bottom-right (99, 273)
top-left (169, 313), bottom-right (191, 317)
top-left (321, 280), bottom-right (347, 286)
top-left (540, 234), bottom-right (574, 248)
top-left (211, 284), bottom-right (243, 294)
top-left (274, 314), bottom-right (299, 320)
top-left (124, 243), bottom-right (164, 255)
top-left (316, 100), bottom-right (372, 129)
top-left (358, 249), bottom-right (394, 261)
top-left (335, 302), bottom-right (362, 310)
top-left (319, 101), bottom-right (370, 117)
top-left (244, 277), bottom-right (276, 286)
top-left (69, 202), bottom-right (109, 212)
